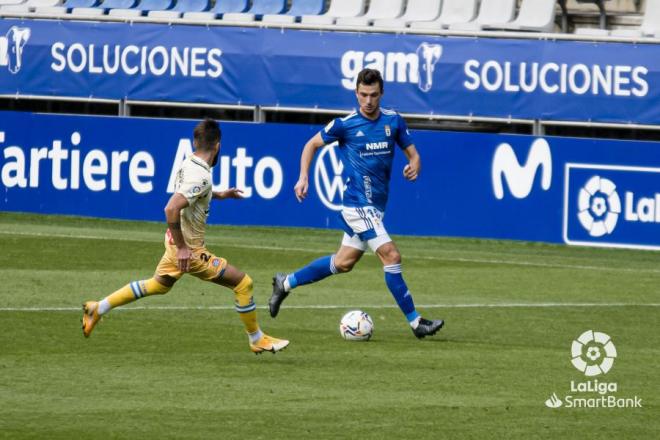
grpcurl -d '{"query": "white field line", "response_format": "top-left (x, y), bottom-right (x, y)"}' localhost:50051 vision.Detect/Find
top-left (2, 230), bottom-right (660, 275)
top-left (1, 303), bottom-right (659, 312)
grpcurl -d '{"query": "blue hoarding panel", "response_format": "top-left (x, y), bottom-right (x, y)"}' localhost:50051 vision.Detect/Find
top-left (0, 19), bottom-right (659, 125)
top-left (2, 111), bottom-right (660, 250)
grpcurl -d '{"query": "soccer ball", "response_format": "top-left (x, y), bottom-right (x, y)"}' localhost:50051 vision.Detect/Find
top-left (339, 310), bottom-right (374, 341)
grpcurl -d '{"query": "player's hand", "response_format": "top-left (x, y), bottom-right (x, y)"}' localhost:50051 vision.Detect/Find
top-left (222, 188), bottom-right (244, 199)
top-left (403, 164), bottom-right (419, 181)
top-left (294, 177), bottom-right (309, 202)
top-left (176, 246), bottom-right (192, 272)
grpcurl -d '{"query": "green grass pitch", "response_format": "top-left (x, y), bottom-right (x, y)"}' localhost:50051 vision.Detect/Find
top-left (0, 212), bottom-right (658, 439)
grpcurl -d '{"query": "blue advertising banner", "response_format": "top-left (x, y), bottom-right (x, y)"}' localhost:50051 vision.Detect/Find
top-left (0, 19), bottom-right (659, 124)
top-left (1, 111), bottom-right (660, 250)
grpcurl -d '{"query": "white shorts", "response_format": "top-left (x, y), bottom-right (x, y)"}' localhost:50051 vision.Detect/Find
top-left (339, 206), bottom-right (392, 252)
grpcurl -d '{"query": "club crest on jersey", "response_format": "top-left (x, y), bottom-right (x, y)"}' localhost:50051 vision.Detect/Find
top-left (384, 125), bottom-right (391, 136)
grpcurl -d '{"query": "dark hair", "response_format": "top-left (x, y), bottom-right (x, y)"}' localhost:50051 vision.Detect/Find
top-left (356, 68), bottom-right (384, 92)
top-left (193, 118), bottom-right (221, 151)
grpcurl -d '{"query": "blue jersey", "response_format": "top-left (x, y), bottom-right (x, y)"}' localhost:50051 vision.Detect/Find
top-left (319, 108), bottom-right (413, 212)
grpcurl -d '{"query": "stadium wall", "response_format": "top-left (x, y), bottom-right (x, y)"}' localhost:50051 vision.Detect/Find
top-left (1, 19), bottom-right (659, 125)
top-left (2, 111), bottom-right (660, 250)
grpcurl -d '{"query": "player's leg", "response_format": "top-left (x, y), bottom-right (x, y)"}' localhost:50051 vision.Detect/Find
top-left (81, 274), bottom-right (176, 338)
top-left (373, 240), bottom-right (444, 339)
top-left (81, 246), bottom-right (180, 338)
top-left (269, 234), bottom-right (365, 318)
top-left (196, 254), bottom-right (289, 354)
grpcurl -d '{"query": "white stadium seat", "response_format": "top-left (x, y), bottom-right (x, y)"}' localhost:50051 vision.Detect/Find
top-left (334, 0), bottom-right (405, 27)
top-left (409, 0), bottom-right (478, 30)
top-left (609, 0), bottom-right (660, 37)
top-left (0, 0), bottom-right (37, 13)
top-left (485, 0), bottom-right (558, 32)
top-left (299, 0), bottom-right (365, 25)
top-left (449, 0), bottom-right (517, 31)
top-left (371, 0), bottom-right (442, 29)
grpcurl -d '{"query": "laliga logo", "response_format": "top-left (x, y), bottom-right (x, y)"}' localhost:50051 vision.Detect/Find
top-left (571, 330), bottom-right (617, 377)
top-left (314, 142), bottom-right (346, 211)
top-left (577, 176), bottom-right (621, 237)
top-left (0, 26), bottom-right (31, 74)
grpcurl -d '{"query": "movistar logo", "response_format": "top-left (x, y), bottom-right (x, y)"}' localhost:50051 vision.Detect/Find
top-left (492, 138), bottom-right (552, 200)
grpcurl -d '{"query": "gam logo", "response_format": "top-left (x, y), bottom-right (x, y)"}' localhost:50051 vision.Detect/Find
top-left (492, 138), bottom-right (552, 200)
top-left (314, 143), bottom-right (346, 211)
top-left (341, 42), bottom-right (442, 92)
top-left (0, 26), bottom-right (30, 74)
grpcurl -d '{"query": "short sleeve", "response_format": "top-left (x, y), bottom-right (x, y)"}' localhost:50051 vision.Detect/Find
top-left (395, 114), bottom-right (414, 149)
top-left (176, 168), bottom-right (211, 204)
top-left (319, 117), bottom-right (344, 144)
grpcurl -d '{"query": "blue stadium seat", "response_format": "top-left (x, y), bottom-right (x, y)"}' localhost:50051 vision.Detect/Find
top-left (182, 0), bottom-right (249, 20)
top-left (300, 0), bottom-right (365, 25)
top-left (69, 0), bottom-right (135, 16)
top-left (109, 0), bottom-right (173, 17)
top-left (262, 0), bottom-right (325, 24)
top-left (65, 0), bottom-right (97, 7)
top-left (222, 0), bottom-right (286, 22)
top-left (148, 0), bottom-right (210, 18)
top-left (32, 0), bottom-right (96, 15)
top-left (99, 0), bottom-right (137, 9)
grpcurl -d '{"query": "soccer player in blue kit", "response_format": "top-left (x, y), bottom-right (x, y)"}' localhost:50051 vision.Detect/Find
top-left (270, 68), bottom-right (444, 339)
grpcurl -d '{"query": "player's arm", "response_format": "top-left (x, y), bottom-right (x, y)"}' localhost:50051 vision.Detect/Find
top-left (294, 132), bottom-right (326, 202)
top-left (402, 145), bottom-right (421, 181)
top-left (212, 188), bottom-right (244, 200)
top-left (164, 193), bottom-right (192, 272)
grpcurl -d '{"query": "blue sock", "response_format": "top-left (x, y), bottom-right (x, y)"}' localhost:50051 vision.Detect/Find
top-left (384, 264), bottom-right (419, 323)
top-left (287, 255), bottom-right (338, 289)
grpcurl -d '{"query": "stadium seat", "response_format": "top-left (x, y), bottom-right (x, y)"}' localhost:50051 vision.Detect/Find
top-left (371, 0), bottom-right (442, 28)
top-left (221, 0), bottom-right (286, 23)
top-left (148, 0), bottom-right (209, 18)
top-left (449, 0), bottom-right (517, 31)
top-left (485, 0), bottom-right (558, 32)
top-left (108, 0), bottom-right (173, 18)
top-left (335, 0), bottom-right (405, 27)
top-left (261, 0), bottom-right (324, 24)
top-left (299, 0), bottom-right (364, 25)
top-left (182, 0), bottom-right (248, 21)
top-left (33, 0), bottom-right (93, 15)
top-left (609, 0), bottom-right (660, 37)
top-left (409, 0), bottom-right (478, 30)
top-left (1, 0), bottom-right (58, 13)
top-left (0, 0), bottom-right (26, 6)
top-left (68, 0), bottom-right (135, 16)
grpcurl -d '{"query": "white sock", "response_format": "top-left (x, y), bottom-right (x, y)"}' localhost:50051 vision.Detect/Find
top-left (410, 316), bottom-right (421, 329)
top-left (283, 276), bottom-right (291, 292)
top-left (248, 328), bottom-right (264, 344)
top-left (98, 299), bottom-right (112, 316)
